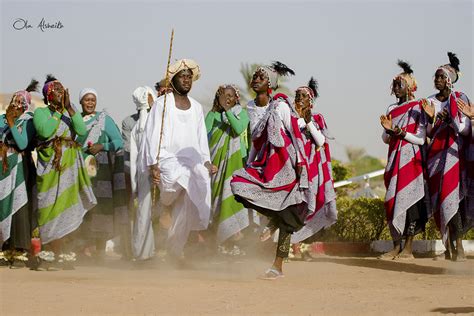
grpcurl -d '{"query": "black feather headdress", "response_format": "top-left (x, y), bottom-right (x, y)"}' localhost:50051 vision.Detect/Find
top-left (447, 52), bottom-right (460, 72)
top-left (308, 77), bottom-right (319, 98)
top-left (26, 79), bottom-right (39, 93)
top-left (397, 60), bottom-right (413, 74)
top-left (271, 61), bottom-right (295, 76)
top-left (45, 74), bottom-right (58, 84)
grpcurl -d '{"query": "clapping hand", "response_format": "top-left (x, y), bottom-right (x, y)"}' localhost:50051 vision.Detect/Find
top-left (380, 114), bottom-right (393, 131)
top-left (421, 99), bottom-right (435, 120)
top-left (437, 109), bottom-right (451, 123)
top-left (458, 98), bottom-right (474, 119)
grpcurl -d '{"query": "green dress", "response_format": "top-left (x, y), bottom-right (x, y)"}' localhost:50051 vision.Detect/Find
top-left (0, 112), bottom-right (36, 250)
top-left (33, 107), bottom-right (97, 244)
top-left (205, 105), bottom-right (250, 243)
top-left (76, 111), bottom-right (127, 242)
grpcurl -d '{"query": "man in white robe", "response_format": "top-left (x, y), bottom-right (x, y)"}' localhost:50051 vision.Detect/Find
top-left (129, 86), bottom-right (156, 260)
top-left (138, 59), bottom-right (213, 261)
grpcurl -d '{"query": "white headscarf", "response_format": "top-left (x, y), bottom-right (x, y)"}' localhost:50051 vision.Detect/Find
top-left (79, 88), bottom-right (98, 103)
top-left (132, 86), bottom-right (156, 133)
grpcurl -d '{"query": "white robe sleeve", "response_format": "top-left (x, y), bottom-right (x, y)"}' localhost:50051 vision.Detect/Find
top-left (306, 121), bottom-right (326, 147)
top-left (403, 109), bottom-right (427, 146)
top-left (403, 129), bottom-right (425, 145)
top-left (140, 99), bottom-right (163, 171)
top-left (130, 125), bottom-right (139, 193)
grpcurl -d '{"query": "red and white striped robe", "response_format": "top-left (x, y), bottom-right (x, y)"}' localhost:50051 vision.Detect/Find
top-left (384, 100), bottom-right (427, 240)
top-left (231, 100), bottom-right (308, 212)
top-left (291, 114), bottom-right (337, 243)
top-left (427, 91), bottom-right (470, 243)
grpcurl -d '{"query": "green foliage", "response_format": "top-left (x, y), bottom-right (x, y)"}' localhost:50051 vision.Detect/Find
top-left (331, 159), bottom-right (352, 182)
top-left (418, 218), bottom-right (441, 240)
top-left (323, 197), bottom-right (388, 242)
top-left (349, 156), bottom-right (385, 177)
top-left (465, 228), bottom-right (474, 240)
top-left (318, 197), bottom-right (473, 242)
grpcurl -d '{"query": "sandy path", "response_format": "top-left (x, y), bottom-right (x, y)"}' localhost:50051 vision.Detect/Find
top-left (1, 255), bottom-right (473, 315)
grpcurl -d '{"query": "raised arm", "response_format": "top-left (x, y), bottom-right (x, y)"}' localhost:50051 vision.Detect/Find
top-left (33, 107), bottom-right (61, 139)
top-left (10, 115), bottom-right (35, 150)
top-left (70, 110), bottom-right (87, 136)
top-left (225, 109), bottom-right (250, 136)
top-left (205, 111), bottom-right (216, 134)
top-left (306, 121), bottom-right (326, 147)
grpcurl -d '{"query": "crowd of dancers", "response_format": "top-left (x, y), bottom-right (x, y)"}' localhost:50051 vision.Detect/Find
top-left (0, 53), bottom-right (472, 279)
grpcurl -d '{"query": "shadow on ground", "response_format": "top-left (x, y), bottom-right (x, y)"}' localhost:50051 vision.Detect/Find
top-left (307, 256), bottom-right (472, 275)
top-left (431, 307), bottom-right (474, 314)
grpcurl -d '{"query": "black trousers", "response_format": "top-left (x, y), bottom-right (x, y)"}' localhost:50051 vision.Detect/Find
top-left (235, 195), bottom-right (306, 258)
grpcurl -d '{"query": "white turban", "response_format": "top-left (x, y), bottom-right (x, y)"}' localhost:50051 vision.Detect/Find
top-left (132, 86), bottom-right (156, 111)
top-left (132, 86), bottom-right (156, 132)
top-left (79, 88), bottom-right (98, 103)
top-left (167, 59), bottom-right (201, 82)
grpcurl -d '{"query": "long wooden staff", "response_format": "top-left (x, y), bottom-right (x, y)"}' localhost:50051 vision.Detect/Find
top-left (152, 29), bottom-right (174, 206)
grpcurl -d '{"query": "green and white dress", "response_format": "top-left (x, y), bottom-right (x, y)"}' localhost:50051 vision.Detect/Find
top-left (205, 105), bottom-right (250, 243)
top-left (0, 112), bottom-right (36, 249)
top-left (33, 107), bottom-right (97, 244)
top-left (76, 111), bottom-right (127, 242)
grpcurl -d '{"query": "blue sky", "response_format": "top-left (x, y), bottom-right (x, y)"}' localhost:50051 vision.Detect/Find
top-left (1, 0), bottom-right (472, 160)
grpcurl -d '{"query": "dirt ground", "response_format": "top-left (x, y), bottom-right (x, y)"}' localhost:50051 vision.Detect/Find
top-left (1, 254), bottom-right (473, 315)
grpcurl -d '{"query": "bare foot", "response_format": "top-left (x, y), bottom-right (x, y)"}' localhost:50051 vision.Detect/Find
top-left (453, 248), bottom-right (467, 262)
top-left (377, 249), bottom-right (400, 260)
top-left (433, 250), bottom-right (451, 261)
top-left (394, 252), bottom-right (415, 261)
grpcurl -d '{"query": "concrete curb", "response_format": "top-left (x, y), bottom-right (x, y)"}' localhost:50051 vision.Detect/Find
top-left (370, 240), bottom-right (474, 255)
top-left (308, 240), bottom-right (474, 255)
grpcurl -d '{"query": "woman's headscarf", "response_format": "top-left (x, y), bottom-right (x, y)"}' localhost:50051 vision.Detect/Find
top-left (11, 79), bottom-right (39, 112)
top-left (42, 74), bottom-right (61, 105)
top-left (79, 88), bottom-right (98, 103)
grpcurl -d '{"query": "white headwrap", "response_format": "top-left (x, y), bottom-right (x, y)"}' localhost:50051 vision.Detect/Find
top-left (256, 65), bottom-right (280, 90)
top-left (437, 65), bottom-right (458, 88)
top-left (79, 88), bottom-right (98, 103)
top-left (132, 86), bottom-right (156, 132)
